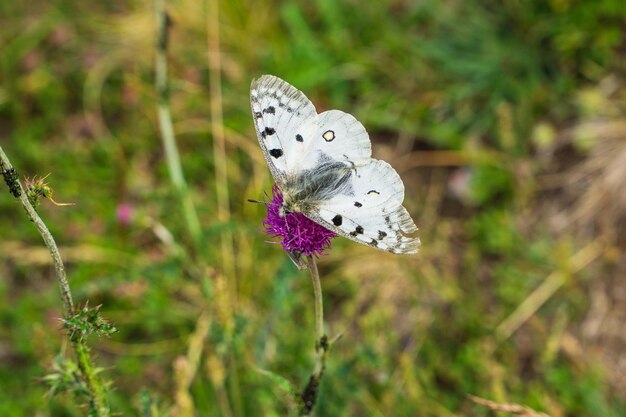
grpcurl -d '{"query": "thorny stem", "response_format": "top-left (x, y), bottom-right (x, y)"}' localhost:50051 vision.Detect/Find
top-left (155, 0), bottom-right (202, 249)
top-left (0, 146), bottom-right (111, 417)
top-left (300, 256), bottom-right (329, 416)
top-left (0, 148), bottom-right (74, 314)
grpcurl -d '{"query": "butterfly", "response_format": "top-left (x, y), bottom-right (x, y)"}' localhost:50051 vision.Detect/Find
top-left (251, 75), bottom-right (419, 255)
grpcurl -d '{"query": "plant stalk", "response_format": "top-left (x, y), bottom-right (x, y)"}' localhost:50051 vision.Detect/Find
top-left (308, 256), bottom-right (324, 356)
top-left (206, 2), bottom-right (242, 415)
top-left (155, 0), bottom-right (202, 249)
top-left (0, 146), bottom-right (110, 417)
top-left (299, 256), bottom-right (329, 416)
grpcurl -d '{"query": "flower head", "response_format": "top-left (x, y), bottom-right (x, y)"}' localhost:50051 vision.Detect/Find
top-left (263, 185), bottom-right (336, 257)
top-left (116, 202), bottom-right (134, 226)
top-left (25, 174), bottom-right (74, 209)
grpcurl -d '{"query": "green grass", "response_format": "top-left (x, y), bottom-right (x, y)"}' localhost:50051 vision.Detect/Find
top-left (1, 0), bottom-right (626, 416)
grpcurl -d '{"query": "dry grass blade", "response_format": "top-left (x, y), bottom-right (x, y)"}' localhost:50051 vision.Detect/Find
top-left (207, 0), bottom-right (237, 285)
top-left (495, 238), bottom-right (604, 342)
top-left (468, 395), bottom-right (551, 417)
top-left (172, 312), bottom-right (213, 417)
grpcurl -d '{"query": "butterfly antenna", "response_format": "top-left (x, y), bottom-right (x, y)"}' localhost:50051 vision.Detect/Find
top-left (247, 198), bottom-right (266, 205)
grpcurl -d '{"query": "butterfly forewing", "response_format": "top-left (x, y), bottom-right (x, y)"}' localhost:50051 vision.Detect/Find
top-left (251, 76), bottom-right (373, 177)
top-left (251, 75), bottom-right (317, 183)
top-left (289, 110), bottom-right (372, 172)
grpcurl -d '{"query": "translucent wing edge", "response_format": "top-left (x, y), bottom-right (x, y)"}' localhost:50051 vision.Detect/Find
top-left (306, 205), bottom-right (420, 255)
top-left (251, 75), bottom-right (317, 113)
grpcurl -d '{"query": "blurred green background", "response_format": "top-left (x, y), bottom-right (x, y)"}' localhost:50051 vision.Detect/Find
top-left (1, 0), bottom-right (626, 416)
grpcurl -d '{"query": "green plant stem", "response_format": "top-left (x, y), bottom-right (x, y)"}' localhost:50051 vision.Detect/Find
top-left (74, 342), bottom-right (109, 416)
top-left (299, 256), bottom-right (329, 416)
top-left (0, 146), bottom-right (110, 417)
top-left (308, 257), bottom-right (324, 356)
top-left (0, 147), bottom-right (74, 315)
top-left (155, 0), bottom-right (202, 249)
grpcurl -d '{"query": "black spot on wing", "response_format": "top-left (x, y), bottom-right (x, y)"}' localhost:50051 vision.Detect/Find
top-left (332, 215), bottom-right (342, 226)
top-left (350, 225), bottom-right (364, 236)
top-left (260, 126), bottom-right (275, 139)
top-left (354, 201), bottom-right (362, 207)
top-left (263, 106), bottom-right (275, 114)
top-left (367, 190), bottom-right (380, 195)
top-left (269, 149), bottom-right (283, 158)
top-left (296, 134), bottom-right (303, 142)
top-left (254, 111), bottom-right (262, 119)
top-left (378, 230), bottom-right (387, 240)
top-left (370, 239), bottom-right (378, 247)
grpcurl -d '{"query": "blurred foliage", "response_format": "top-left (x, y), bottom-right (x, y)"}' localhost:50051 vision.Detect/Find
top-left (1, 0), bottom-right (626, 416)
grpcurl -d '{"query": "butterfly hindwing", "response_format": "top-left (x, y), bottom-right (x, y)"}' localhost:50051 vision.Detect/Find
top-left (305, 160), bottom-right (420, 254)
top-left (313, 205), bottom-right (418, 254)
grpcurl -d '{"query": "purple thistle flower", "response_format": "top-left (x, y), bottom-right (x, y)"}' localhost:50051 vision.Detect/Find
top-left (262, 184), bottom-right (336, 258)
top-left (116, 202), bottom-right (134, 226)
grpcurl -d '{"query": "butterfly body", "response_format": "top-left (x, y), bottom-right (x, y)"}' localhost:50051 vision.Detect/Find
top-left (251, 75), bottom-right (420, 254)
top-left (280, 160), bottom-right (354, 217)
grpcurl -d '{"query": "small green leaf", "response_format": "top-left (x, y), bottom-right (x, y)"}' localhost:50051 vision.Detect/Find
top-left (255, 367), bottom-right (296, 396)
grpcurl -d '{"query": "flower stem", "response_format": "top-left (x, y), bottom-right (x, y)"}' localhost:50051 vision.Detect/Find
top-left (299, 256), bottom-right (329, 416)
top-left (74, 342), bottom-right (109, 417)
top-left (307, 256), bottom-right (324, 353)
top-left (0, 146), bottom-right (111, 417)
top-left (1, 147), bottom-right (74, 315)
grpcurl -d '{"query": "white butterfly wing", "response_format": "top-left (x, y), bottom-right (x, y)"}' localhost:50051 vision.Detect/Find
top-left (306, 160), bottom-right (420, 254)
top-left (288, 109), bottom-right (372, 172)
top-left (251, 75), bottom-right (317, 183)
top-left (251, 76), bottom-right (372, 178)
